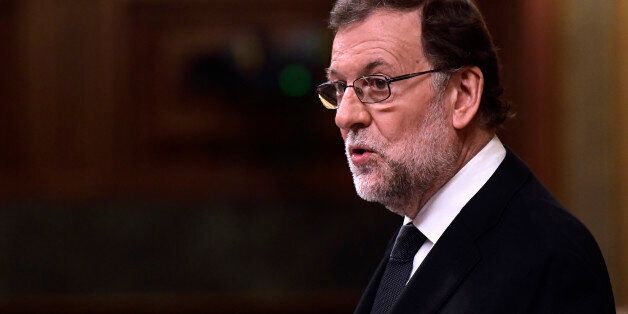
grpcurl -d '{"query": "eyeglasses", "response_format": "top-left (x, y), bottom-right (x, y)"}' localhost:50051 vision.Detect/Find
top-left (316, 69), bottom-right (441, 109)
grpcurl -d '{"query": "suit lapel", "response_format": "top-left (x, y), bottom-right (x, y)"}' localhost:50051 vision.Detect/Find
top-left (392, 150), bottom-right (531, 313)
top-left (391, 216), bottom-right (480, 313)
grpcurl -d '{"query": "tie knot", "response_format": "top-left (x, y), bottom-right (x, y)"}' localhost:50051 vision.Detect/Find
top-left (390, 224), bottom-right (426, 261)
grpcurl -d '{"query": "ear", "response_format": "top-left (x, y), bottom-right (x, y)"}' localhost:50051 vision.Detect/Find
top-left (450, 66), bottom-right (483, 130)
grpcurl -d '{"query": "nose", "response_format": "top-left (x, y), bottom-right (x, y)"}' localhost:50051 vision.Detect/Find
top-left (334, 87), bottom-right (372, 135)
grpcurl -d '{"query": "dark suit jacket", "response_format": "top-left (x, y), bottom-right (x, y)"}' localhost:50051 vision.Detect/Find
top-left (355, 150), bottom-right (615, 313)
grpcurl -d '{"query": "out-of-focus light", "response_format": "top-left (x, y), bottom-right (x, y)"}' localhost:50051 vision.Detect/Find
top-left (279, 64), bottom-right (311, 97)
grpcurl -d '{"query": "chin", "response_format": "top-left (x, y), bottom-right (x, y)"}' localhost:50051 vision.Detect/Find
top-left (353, 175), bottom-right (403, 209)
top-left (353, 174), bottom-right (382, 201)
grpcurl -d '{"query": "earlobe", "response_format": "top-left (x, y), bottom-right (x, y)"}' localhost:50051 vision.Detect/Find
top-left (452, 66), bottom-right (483, 130)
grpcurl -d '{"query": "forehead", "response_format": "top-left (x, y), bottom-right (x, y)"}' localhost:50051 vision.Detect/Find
top-left (329, 8), bottom-right (426, 78)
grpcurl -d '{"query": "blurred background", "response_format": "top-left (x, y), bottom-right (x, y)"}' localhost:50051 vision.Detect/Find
top-left (0, 0), bottom-right (626, 312)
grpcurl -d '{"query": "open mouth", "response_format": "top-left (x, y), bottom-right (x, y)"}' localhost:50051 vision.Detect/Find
top-left (352, 148), bottom-right (367, 155)
top-left (350, 146), bottom-right (373, 156)
top-left (348, 146), bottom-right (376, 165)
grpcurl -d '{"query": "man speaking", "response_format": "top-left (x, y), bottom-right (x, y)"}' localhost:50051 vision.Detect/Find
top-left (316, 0), bottom-right (615, 313)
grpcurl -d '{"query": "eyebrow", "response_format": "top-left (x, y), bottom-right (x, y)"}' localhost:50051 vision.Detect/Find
top-left (325, 58), bottom-right (390, 81)
top-left (364, 59), bottom-right (387, 74)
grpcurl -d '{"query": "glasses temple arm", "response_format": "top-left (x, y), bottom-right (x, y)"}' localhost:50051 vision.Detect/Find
top-left (387, 69), bottom-right (442, 83)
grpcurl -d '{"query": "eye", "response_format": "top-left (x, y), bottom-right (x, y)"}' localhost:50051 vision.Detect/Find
top-left (366, 76), bottom-right (388, 90)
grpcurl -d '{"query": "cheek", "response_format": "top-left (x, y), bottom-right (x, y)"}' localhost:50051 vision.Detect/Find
top-left (372, 108), bottom-right (423, 143)
top-left (375, 88), bottom-right (434, 138)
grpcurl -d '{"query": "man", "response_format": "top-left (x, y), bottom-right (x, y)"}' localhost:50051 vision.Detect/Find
top-left (316, 0), bottom-right (615, 313)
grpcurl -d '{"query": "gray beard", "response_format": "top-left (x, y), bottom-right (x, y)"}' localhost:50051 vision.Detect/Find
top-left (344, 97), bottom-right (459, 215)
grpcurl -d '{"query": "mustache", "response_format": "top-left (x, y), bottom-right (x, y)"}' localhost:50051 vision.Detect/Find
top-left (344, 130), bottom-right (383, 154)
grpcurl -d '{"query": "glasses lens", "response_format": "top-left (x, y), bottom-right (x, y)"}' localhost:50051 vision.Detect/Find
top-left (317, 83), bottom-right (340, 109)
top-left (355, 76), bottom-right (390, 103)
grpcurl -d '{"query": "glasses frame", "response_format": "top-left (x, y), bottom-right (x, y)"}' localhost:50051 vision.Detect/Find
top-left (317, 68), bottom-right (441, 109)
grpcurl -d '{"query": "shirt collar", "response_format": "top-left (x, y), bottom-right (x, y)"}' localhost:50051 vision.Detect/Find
top-left (403, 135), bottom-right (506, 244)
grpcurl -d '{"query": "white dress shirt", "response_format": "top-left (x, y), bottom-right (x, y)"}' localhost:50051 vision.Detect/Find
top-left (403, 135), bottom-right (506, 279)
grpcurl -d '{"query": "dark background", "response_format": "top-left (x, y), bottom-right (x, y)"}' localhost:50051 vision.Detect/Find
top-left (0, 0), bottom-right (625, 312)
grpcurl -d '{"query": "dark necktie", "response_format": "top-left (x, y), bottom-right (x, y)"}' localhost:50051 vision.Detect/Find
top-left (371, 223), bottom-right (427, 313)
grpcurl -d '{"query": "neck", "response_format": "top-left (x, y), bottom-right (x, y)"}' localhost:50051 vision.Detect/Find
top-left (401, 128), bottom-right (495, 219)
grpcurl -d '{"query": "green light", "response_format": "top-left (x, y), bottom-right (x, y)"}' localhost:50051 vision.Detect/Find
top-left (279, 64), bottom-right (311, 97)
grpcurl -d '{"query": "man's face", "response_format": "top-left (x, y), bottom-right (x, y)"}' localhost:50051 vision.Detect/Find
top-left (328, 9), bottom-right (459, 214)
